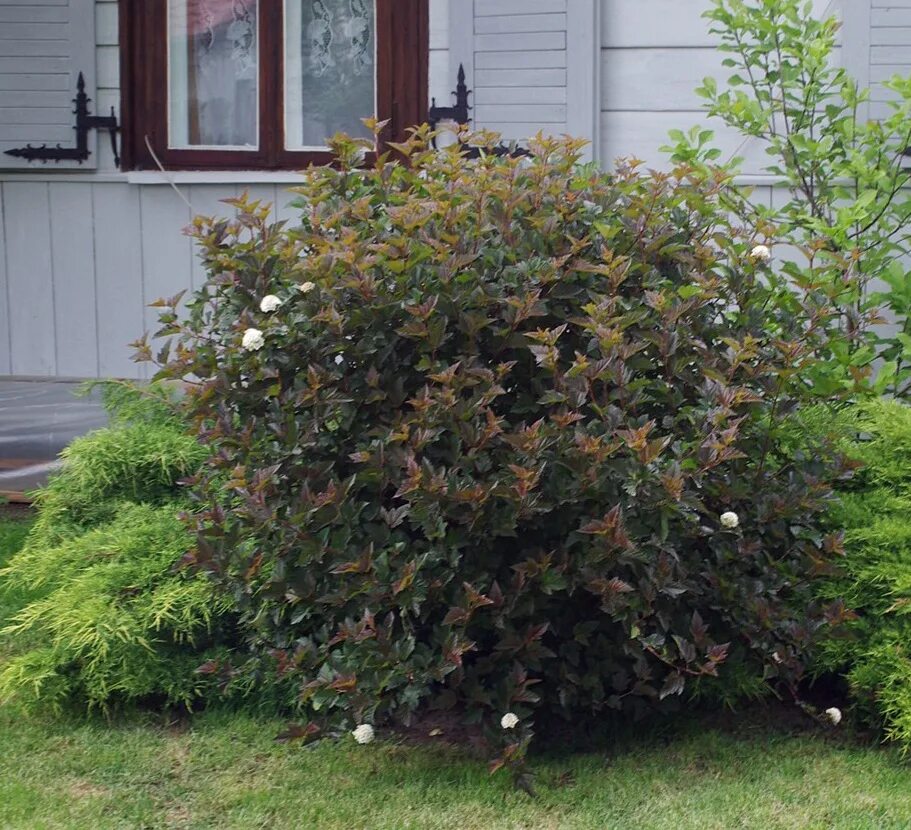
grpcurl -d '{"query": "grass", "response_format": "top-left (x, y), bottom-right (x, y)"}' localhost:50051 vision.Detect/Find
top-left (3, 709), bottom-right (911, 829)
top-left (3, 514), bottom-right (911, 829)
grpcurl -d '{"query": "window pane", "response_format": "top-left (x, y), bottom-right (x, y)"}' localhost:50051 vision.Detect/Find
top-left (168, 0), bottom-right (259, 149)
top-left (284, 0), bottom-right (376, 150)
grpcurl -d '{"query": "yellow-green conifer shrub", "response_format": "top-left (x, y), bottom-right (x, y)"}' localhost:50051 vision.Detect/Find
top-left (816, 400), bottom-right (911, 750)
top-left (0, 384), bottom-right (234, 712)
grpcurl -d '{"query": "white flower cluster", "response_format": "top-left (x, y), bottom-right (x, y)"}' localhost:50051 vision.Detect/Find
top-left (501, 712), bottom-right (519, 730)
top-left (825, 707), bottom-right (842, 725)
top-left (242, 328), bottom-right (265, 351)
top-left (720, 511), bottom-right (739, 530)
top-left (750, 244), bottom-right (772, 264)
top-left (260, 294), bottom-right (282, 313)
top-left (352, 723), bottom-right (375, 744)
top-left (298, 281), bottom-right (316, 294)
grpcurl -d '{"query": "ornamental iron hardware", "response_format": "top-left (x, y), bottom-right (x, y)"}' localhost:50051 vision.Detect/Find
top-left (4, 72), bottom-right (120, 167)
top-left (427, 63), bottom-right (529, 160)
top-left (428, 63), bottom-right (472, 133)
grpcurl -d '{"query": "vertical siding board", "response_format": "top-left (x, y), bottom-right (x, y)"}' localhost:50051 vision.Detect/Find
top-left (276, 185), bottom-right (303, 228)
top-left (139, 187), bottom-right (192, 365)
top-left (449, 0), bottom-right (474, 101)
top-left (95, 44), bottom-right (119, 89)
top-left (188, 183), bottom-right (237, 291)
top-left (843, 0), bottom-right (872, 121)
top-left (566, 0), bottom-right (598, 162)
top-left (429, 0), bottom-right (451, 108)
top-left (93, 183), bottom-right (143, 378)
top-left (94, 1), bottom-right (117, 45)
top-left (94, 0), bottom-right (120, 174)
top-left (4, 182), bottom-right (55, 375)
top-left (769, 185), bottom-right (807, 271)
top-left (0, 184), bottom-right (10, 374)
top-left (244, 184), bottom-right (278, 216)
top-left (430, 0), bottom-right (449, 48)
top-left (429, 48), bottom-right (450, 105)
top-left (49, 182), bottom-right (98, 376)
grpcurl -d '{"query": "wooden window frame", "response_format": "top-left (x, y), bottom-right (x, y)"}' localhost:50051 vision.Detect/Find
top-left (119, 1), bottom-right (428, 171)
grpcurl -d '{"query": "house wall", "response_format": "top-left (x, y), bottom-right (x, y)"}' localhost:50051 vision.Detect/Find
top-left (0, 0), bottom-right (893, 381)
top-left (598, 0), bottom-right (844, 171)
top-left (0, 0), bottom-right (450, 380)
top-left (868, 0), bottom-right (911, 120)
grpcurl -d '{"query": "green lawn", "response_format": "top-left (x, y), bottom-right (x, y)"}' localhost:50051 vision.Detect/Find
top-left (3, 513), bottom-right (911, 830)
top-left (3, 708), bottom-right (911, 830)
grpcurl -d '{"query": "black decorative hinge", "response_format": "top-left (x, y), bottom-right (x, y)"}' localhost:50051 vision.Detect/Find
top-left (428, 63), bottom-right (473, 133)
top-left (4, 72), bottom-right (120, 167)
top-left (427, 63), bottom-right (529, 160)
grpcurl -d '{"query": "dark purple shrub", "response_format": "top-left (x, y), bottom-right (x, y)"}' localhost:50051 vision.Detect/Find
top-left (142, 129), bottom-right (851, 760)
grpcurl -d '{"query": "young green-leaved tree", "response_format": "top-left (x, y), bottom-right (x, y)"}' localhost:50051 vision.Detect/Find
top-left (670, 0), bottom-right (911, 396)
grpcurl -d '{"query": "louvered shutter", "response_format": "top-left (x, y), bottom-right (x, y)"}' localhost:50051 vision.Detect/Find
top-left (471, 0), bottom-right (568, 140)
top-left (450, 0), bottom-right (597, 157)
top-left (0, 0), bottom-right (98, 170)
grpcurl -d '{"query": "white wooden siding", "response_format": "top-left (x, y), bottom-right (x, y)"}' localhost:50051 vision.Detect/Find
top-left (49, 183), bottom-right (98, 377)
top-left (0, 0), bottom-right (98, 170)
top-left (430, 0), bottom-right (451, 107)
top-left (92, 183), bottom-right (143, 379)
top-left (869, 0), bottom-right (911, 119)
top-left (599, 0), bottom-right (842, 171)
top-left (3, 182), bottom-right (55, 375)
top-left (0, 178), bottom-right (320, 379)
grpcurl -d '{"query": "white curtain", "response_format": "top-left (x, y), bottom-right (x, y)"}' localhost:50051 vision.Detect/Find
top-left (168, 0), bottom-right (259, 149)
top-left (284, 0), bottom-right (376, 150)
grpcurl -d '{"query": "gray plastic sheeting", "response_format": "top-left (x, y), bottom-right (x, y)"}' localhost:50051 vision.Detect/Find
top-left (0, 380), bottom-right (108, 497)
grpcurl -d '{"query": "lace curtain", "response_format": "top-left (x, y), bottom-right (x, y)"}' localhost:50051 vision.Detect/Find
top-left (167, 1), bottom-right (375, 151)
top-left (168, 0), bottom-right (259, 148)
top-left (285, 0), bottom-right (376, 149)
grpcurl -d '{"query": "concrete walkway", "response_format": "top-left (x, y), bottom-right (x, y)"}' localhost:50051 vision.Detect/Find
top-left (0, 379), bottom-right (107, 499)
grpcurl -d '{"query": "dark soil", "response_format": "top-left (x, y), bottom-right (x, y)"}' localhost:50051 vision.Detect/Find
top-left (0, 502), bottom-right (33, 522)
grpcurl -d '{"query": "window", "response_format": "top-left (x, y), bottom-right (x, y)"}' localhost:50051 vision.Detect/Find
top-left (120, 0), bottom-right (428, 170)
